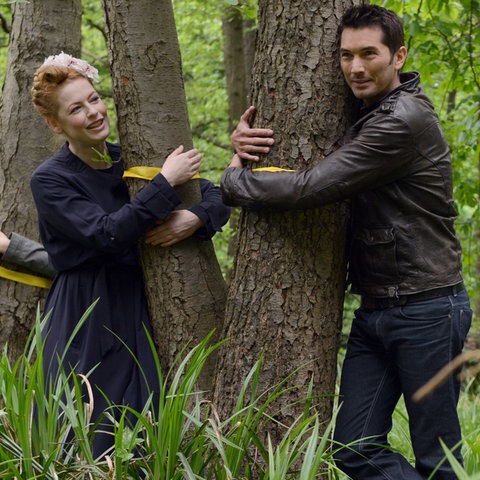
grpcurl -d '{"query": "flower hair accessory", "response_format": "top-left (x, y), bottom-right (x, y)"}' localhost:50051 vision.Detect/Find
top-left (42, 52), bottom-right (99, 82)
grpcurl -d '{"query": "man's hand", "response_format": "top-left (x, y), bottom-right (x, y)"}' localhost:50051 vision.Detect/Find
top-left (231, 106), bottom-right (274, 162)
top-left (0, 231), bottom-right (10, 255)
top-left (144, 210), bottom-right (203, 247)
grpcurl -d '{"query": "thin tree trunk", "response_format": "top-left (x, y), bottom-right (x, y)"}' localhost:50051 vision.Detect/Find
top-left (243, 17), bottom-right (256, 101)
top-left (222, 5), bottom-right (248, 133)
top-left (0, 0), bottom-right (81, 361)
top-left (102, 0), bottom-right (226, 392)
top-left (214, 0), bottom-right (354, 447)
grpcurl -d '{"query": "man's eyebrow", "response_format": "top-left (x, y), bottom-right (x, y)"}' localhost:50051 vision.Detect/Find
top-left (340, 45), bottom-right (380, 53)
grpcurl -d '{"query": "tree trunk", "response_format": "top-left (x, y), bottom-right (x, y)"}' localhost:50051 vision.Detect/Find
top-left (102, 0), bottom-right (227, 392)
top-left (0, 0), bottom-right (81, 361)
top-left (222, 5), bottom-right (248, 133)
top-left (213, 0), bottom-right (354, 446)
top-left (243, 17), bottom-right (256, 100)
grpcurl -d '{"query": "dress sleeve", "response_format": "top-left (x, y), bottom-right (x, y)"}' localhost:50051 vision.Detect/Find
top-left (30, 168), bottom-right (182, 253)
top-left (188, 179), bottom-right (231, 240)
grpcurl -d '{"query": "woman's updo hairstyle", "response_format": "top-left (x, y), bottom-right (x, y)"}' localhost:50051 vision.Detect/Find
top-left (31, 53), bottom-right (100, 119)
top-left (31, 66), bottom-right (85, 119)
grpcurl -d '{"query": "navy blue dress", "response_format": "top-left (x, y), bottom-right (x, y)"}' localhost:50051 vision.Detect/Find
top-left (30, 142), bottom-right (229, 454)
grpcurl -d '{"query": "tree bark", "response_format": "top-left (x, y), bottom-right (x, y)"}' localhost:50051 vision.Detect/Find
top-left (213, 0), bottom-right (354, 446)
top-left (102, 0), bottom-right (227, 392)
top-left (0, 0), bottom-right (81, 361)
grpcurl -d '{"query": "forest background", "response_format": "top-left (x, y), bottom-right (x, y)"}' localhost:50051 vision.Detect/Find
top-left (1, 0), bottom-right (472, 322)
top-left (0, 0), bottom-right (477, 477)
top-left (0, 0), bottom-right (478, 379)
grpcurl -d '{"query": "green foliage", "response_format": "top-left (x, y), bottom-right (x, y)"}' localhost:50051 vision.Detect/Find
top-left (0, 304), bottom-right (103, 478)
top-left (221, 0), bottom-right (258, 19)
top-left (173, 0), bottom-right (231, 185)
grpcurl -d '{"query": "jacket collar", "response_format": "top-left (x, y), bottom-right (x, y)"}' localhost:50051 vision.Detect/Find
top-left (358, 71), bottom-right (420, 117)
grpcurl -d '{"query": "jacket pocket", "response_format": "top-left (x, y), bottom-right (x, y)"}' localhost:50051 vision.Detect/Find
top-left (351, 227), bottom-right (401, 291)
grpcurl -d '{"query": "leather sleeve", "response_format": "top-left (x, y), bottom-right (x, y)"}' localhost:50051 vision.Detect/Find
top-left (221, 113), bottom-right (415, 210)
top-left (2, 232), bottom-right (56, 278)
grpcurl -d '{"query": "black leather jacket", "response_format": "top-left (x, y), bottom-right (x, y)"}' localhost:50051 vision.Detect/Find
top-left (221, 72), bottom-right (464, 298)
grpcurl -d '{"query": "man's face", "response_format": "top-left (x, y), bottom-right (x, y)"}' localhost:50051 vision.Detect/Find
top-left (340, 26), bottom-right (407, 106)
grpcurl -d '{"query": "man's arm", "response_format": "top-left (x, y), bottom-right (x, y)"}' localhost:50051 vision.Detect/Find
top-left (1, 232), bottom-right (56, 278)
top-left (222, 112), bottom-right (414, 209)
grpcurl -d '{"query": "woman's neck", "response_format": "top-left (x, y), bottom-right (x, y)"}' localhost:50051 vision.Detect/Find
top-left (68, 141), bottom-right (112, 169)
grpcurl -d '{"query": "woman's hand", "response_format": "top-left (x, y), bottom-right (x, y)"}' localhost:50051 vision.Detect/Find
top-left (162, 145), bottom-right (202, 186)
top-left (231, 106), bottom-right (275, 162)
top-left (145, 210), bottom-right (203, 247)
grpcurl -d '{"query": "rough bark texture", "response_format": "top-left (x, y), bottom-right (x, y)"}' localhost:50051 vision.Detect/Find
top-left (102, 0), bottom-right (227, 392)
top-left (213, 0), bottom-right (355, 446)
top-left (0, 0), bottom-right (81, 361)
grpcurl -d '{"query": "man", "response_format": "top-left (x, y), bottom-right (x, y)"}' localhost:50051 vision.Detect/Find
top-left (221, 5), bottom-right (471, 479)
top-left (0, 231), bottom-right (55, 278)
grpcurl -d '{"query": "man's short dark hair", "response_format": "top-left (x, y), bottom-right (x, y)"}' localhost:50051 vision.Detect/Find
top-left (338, 5), bottom-right (405, 56)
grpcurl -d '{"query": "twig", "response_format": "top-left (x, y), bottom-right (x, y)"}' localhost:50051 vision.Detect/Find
top-left (412, 350), bottom-right (480, 402)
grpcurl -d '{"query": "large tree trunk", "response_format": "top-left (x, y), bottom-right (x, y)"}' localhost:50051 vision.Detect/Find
top-left (213, 0), bottom-right (354, 446)
top-left (0, 0), bottom-right (81, 361)
top-left (102, 0), bottom-right (227, 392)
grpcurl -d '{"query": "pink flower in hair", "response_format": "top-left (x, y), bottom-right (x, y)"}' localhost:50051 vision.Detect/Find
top-left (42, 52), bottom-right (100, 82)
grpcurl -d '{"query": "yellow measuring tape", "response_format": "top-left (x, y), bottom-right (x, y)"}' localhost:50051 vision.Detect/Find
top-left (0, 266), bottom-right (52, 289)
top-left (122, 165), bottom-right (294, 180)
top-left (252, 166), bottom-right (296, 172)
top-left (123, 166), bottom-right (201, 181)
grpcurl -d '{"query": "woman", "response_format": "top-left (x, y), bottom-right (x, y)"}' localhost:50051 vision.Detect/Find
top-left (29, 53), bottom-right (229, 456)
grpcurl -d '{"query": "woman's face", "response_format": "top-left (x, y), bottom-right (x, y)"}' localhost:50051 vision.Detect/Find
top-left (47, 77), bottom-right (110, 149)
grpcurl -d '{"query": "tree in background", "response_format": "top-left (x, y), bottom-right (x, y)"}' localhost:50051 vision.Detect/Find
top-left (222, 5), bottom-right (248, 134)
top-left (213, 0), bottom-right (354, 446)
top-left (222, 0), bottom-right (257, 132)
top-left (102, 0), bottom-right (227, 390)
top-left (0, 0), bottom-right (82, 361)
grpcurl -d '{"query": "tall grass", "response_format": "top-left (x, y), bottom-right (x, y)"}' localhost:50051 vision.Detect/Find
top-left (0, 307), bottom-right (478, 479)
top-left (0, 309), bottom-right (340, 479)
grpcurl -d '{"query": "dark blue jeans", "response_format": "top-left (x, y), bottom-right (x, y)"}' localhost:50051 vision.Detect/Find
top-left (333, 289), bottom-right (472, 479)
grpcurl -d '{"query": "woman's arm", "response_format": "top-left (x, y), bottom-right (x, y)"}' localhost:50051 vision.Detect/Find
top-left (144, 179), bottom-right (231, 247)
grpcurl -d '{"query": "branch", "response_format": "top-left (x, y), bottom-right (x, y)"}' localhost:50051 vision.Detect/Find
top-left (0, 11), bottom-right (10, 34)
top-left (412, 350), bottom-right (480, 402)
